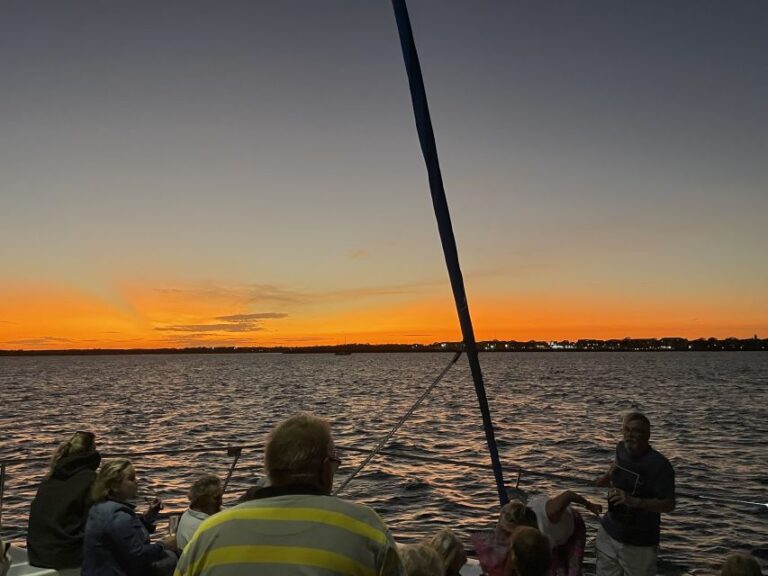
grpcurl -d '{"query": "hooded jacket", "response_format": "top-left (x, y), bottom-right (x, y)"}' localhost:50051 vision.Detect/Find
top-left (82, 498), bottom-right (167, 576)
top-left (26, 450), bottom-right (101, 568)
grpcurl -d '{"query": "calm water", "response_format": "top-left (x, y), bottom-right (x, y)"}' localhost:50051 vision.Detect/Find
top-left (1, 352), bottom-right (766, 574)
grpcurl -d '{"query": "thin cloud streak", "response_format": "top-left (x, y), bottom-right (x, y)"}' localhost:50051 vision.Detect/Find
top-left (216, 313), bottom-right (288, 321)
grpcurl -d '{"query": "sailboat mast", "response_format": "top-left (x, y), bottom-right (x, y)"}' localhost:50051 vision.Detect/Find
top-left (390, 0), bottom-right (509, 506)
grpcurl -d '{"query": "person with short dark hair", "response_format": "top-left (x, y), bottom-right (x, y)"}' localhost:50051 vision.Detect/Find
top-left (176, 475), bottom-right (222, 549)
top-left (27, 431), bottom-right (100, 571)
top-left (505, 526), bottom-right (552, 576)
top-left (595, 413), bottom-right (675, 576)
top-left (176, 412), bottom-right (405, 576)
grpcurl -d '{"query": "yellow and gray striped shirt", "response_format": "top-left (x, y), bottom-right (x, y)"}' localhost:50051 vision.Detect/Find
top-left (174, 490), bottom-right (405, 576)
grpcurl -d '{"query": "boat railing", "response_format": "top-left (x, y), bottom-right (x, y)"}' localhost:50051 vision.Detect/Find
top-left (1, 441), bottom-right (764, 534)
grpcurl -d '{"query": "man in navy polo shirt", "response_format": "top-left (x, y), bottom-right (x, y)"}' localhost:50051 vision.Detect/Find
top-left (595, 413), bottom-right (675, 576)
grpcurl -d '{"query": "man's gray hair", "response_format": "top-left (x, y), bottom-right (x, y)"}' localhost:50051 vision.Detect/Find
top-left (265, 413), bottom-right (332, 485)
top-left (188, 474), bottom-right (222, 507)
top-left (625, 412), bottom-right (651, 430)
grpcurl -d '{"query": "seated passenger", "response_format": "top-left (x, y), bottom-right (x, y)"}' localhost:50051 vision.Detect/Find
top-left (505, 526), bottom-right (552, 576)
top-left (526, 491), bottom-right (601, 576)
top-left (27, 430), bottom-right (101, 570)
top-left (400, 543), bottom-right (444, 576)
top-left (176, 412), bottom-right (405, 575)
top-left (472, 500), bottom-right (538, 576)
top-left (721, 552), bottom-right (762, 576)
top-left (176, 474), bottom-right (223, 549)
top-left (428, 528), bottom-right (468, 576)
top-left (82, 458), bottom-right (177, 576)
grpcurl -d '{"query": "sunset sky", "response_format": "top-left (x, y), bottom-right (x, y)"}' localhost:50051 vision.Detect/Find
top-left (1, 1), bottom-right (766, 350)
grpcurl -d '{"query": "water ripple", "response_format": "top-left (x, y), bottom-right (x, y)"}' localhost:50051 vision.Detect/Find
top-left (0, 352), bottom-right (766, 573)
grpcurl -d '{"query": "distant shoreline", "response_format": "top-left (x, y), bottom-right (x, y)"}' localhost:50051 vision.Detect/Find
top-left (1, 337), bottom-right (765, 356)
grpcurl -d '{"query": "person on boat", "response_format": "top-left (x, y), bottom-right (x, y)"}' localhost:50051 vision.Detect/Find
top-left (26, 430), bottom-right (101, 571)
top-left (428, 528), bottom-right (467, 576)
top-left (471, 500), bottom-right (538, 576)
top-left (82, 458), bottom-right (178, 576)
top-left (175, 412), bottom-right (405, 576)
top-left (525, 490), bottom-right (602, 576)
top-left (399, 542), bottom-right (444, 576)
top-left (175, 474), bottom-right (222, 549)
top-left (595, 412), bottom-right (675, 576)
top-left (504, 526), bottom-right (552, 576)
top-left (720, 552), bottom-right (762, 576)
top-left (235, 475), bottom-right (270, 503)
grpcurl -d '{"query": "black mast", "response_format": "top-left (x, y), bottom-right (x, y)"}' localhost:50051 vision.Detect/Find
top-left (391, 0), bottom-right (509, 506)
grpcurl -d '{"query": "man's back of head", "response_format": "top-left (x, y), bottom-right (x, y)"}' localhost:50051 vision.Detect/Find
top-left (265, 412), bottom-right (337, 493)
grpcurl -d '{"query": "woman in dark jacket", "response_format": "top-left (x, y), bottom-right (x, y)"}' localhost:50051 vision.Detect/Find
top-left (82, 458), bottom-right (177, 576)
top-left (27, 430), bottom-right (101, 570)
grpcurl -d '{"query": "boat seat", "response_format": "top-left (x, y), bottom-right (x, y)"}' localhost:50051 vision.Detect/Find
top-left (7, 546), bottom-right (76, 576)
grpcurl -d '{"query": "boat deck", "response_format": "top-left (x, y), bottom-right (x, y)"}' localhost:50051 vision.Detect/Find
top-left (6, 545), bottom-right (484, 576)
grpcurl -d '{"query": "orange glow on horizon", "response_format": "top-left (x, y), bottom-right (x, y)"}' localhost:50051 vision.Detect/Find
top-left (0, 281), bottom-right (765, 350)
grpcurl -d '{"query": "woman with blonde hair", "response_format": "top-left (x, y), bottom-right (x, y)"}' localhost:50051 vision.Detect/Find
top-left (429, 528), bottom-right (468, 576)
top-left (399, 542), bottom-right (445, 576)
top-left (471, 499), bottom-right (539, 576)
top-left (27, 431), bottom-right (100, 571)
top-left (82, 459), bottom-right (177, 576)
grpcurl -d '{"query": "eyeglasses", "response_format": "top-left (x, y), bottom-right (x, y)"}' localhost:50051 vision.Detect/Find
top-left (326, 450), bottom-right (342, 467)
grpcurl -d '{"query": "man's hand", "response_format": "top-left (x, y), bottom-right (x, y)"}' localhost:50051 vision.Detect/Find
top-left (584, 500), bottom-right (603, 517)
top-left (607, 488), bottom-right (639, 508)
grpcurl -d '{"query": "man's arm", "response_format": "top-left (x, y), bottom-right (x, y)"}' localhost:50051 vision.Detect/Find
top-left (608, 490), bottom-right (675, 513)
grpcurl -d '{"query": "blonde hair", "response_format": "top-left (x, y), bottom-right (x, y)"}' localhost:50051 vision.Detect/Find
top-left (91, 459), bottom-right (133, 502)
top-left (498, 500), bottom-right (538, 534)
top-left (265, 413), bottom-right (332, 486)
top-left (721, 552), bottom-right (761, 576)
top-left (47, 431), bottom-right (96, 477)
top-left (428, 529), bottom-right (465, 573)
top-left (399, 543), bottom-right (444, 576)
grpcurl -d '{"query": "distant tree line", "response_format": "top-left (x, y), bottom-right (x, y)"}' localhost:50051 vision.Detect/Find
top-left (1, 336), bottom-right (766, 356)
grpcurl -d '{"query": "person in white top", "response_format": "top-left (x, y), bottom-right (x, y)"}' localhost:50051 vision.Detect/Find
top-left (526, 491), bottom-right (602, 576)
top-left (175, 475), bottom-right (223, 549)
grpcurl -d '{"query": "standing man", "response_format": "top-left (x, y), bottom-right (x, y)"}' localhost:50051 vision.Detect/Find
top-left (595, 412), bottom-right (675, 576)
top-left (175, 412), bottom-right (405, 576)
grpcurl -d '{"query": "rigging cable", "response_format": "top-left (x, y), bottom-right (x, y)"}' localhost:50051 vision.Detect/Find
top-left (334, 350), bottom-right (462, 495)
top-left (390, 0), bottom-right (509, 505)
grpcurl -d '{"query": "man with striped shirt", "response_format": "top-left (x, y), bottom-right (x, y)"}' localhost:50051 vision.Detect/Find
top-left (175, 413), bottom-right (405, 576)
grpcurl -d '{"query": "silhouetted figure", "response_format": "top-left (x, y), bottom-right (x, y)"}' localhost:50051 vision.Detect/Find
top-left (506, 526), bottom-right (552, 576)
top-left (595, 412), bottom-right (675, 576)
top-left (176, 413), bottom-right (405, 576)
top-left (27, 431), bottom-right (100, 571)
